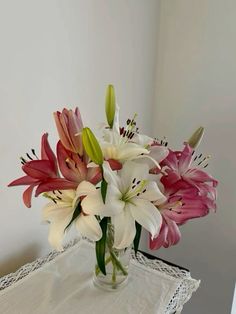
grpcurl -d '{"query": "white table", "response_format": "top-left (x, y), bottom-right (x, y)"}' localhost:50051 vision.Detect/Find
top-left (0, 239), bottom-right (199, 314)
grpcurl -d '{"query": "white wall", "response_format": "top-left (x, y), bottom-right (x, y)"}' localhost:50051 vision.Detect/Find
top-left (141, 1), bottom-right (236, 313)
top-left (0, 0), bottom-right (160, 276)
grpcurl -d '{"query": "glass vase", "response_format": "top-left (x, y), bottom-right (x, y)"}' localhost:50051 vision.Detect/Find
top-left (93, 223), bottom-right (131, 291)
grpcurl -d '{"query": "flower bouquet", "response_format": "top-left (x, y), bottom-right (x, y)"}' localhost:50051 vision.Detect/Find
top-left (9, 85), bottom-right (218, 290)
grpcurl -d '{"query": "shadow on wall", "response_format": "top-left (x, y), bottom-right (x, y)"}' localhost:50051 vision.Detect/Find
top-left (0, 243), bottom-right (41, 277)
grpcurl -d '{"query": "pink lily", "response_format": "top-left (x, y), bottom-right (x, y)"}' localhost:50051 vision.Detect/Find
top-left (149, 186), bottom-right (215, 250)
top-left (160, 143), bottom-right (218, 195)
top-left (54, 108), bottom-right (84, 155)
top-left (149, 215), bottom-right (181, 250)
top-left (56, 141), bottom-right (102, 185)
top-left (8, 134), bottom-right (75, 208)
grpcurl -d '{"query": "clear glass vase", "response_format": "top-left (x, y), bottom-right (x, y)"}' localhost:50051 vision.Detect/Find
top-left (93, 223), bottom-right (131, 291)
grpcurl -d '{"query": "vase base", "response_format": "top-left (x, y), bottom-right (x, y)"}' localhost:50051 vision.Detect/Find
top-left (93, 275), bottom-right (128, 291)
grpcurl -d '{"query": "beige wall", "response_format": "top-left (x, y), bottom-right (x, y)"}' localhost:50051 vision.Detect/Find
top-left (141, 1), bottom-right (236, 313)
top-left (0, 0), bottom-right (160, 276)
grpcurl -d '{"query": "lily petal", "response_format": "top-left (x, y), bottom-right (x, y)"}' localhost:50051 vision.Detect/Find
top-left (57, 141), bottom-right (87, 182)
top-left (41, 133), bottom-right (58, 174)
top-left (23, 183), bottom-right (38, 208)
top-left (35, 179), bottom-right (77, 196)
top-left (178, 144), bottom-right (193, 174)
top-left (81, 185), bottom-right (124, 216)
top-left (149, 222), bottom-right (168, 250)
top-left (75, 214), bottom-right (102, 241)
top-left (112, 209), bottom-right (136, 249)
top-left (119, 160), bottom-right (149, 188)
top-left (76, 180), bottom-right (97, 198)
top-left (42, 202), bottom-right (74, 251)
top-left (8, 175), bottom-right (39, 186)
top-left (149, 145), bottom-right (169, 163)
top-left (117, 142), bottom-right (149, 161)
top-left (102, 161), bottom-right (121, 187)
top-left (23, 160), bottom-right (57, 179)
top-left (77, 180), bottom-right (123, 216)
top-left (139, 181), bottom-right (167, 203)
top-left (128, 199), bottom-right (162, 239)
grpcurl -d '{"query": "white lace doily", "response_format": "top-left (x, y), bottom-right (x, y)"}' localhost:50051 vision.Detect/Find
top-left (0, 239), bottom-right (199, 314)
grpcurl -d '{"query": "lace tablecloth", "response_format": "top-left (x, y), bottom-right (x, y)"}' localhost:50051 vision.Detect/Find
top-left (0, 239), bottom-right (200, 314)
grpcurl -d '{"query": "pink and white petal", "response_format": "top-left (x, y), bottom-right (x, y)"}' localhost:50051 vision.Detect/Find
top-left (140, 181), bottom-right (167, 203)
top-left (186, 169), bottom-right (218, 186)
top-left (54, 112), bottom-right (72, 152)
top-left (75, 214), bottom-right (102, 241)
top-left (112, 209), bottom-right (136, 249)
top-left (68, 110), bottom-right (83, 154)
top-left (59, 111), bottom-right (75, 151)
top-left (128, 199), bottom-right (162, 239)
top-left (178, 144), bottom-right (193, 174)
top-left (165, 217), bottom-right (181, 247)
top-left (149, 222), bottom-right (168, 250)
top-left (160, 171), bottom-right (181, 189)
top-left (149, 145), bottom-right (169, 163)
top-left (161, 150), bottom-right (178, 170)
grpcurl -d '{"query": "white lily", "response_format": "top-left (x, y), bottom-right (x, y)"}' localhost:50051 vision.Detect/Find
top-left (102, 106), bottom-right (150, 162)
top-left (77, 161), bottom-right (166, 249)
top-left (42, 189), bottom-right (102, 251)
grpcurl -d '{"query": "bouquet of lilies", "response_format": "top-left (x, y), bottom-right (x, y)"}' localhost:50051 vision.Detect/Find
top-left (9, 85), bottom-right (218, 275)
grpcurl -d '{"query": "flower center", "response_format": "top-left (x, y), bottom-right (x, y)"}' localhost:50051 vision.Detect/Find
top-left (119, 114), bottom-right (139, 144)
top-left (122, 178), bottom-right (148, 202)
top-left (192, 153), bottom-right (211, 169)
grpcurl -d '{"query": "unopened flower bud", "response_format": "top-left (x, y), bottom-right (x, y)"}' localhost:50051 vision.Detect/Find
top-left (105, 84), bottom-right (116, 128)
top-left (187, 127), bottom-right (204, 149)
top-left (82, 127), bottom-right (103, 165)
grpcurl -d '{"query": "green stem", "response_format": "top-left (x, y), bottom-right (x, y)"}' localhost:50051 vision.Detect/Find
top-left (111, 258), bottom-right (117, 284)
top-left (110, 251), bottom-right (128, 276)
top-left (95, 255), bottom-right (112, 276)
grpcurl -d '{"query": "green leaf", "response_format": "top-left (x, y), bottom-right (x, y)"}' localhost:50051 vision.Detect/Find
top-left (105, 85), bottom-right (116, 128)
top-left (95, 217), bottom-right (108, 275)
top-left (82, 127), bottom-right (103, 165)
top-left (133, 222), bottom-right (142, 255)
top-left (101, 179), bottom-right (108, 204)
top-left (65, 202), bottom-right (82, 231)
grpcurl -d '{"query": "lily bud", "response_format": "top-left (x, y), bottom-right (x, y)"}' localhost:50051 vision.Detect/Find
top-left (187, 127), bottom-right (204, 149)
top-left (105, 84), bottom-right (116, 128)
top-left (82, 127), bottom-right (103, 165)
